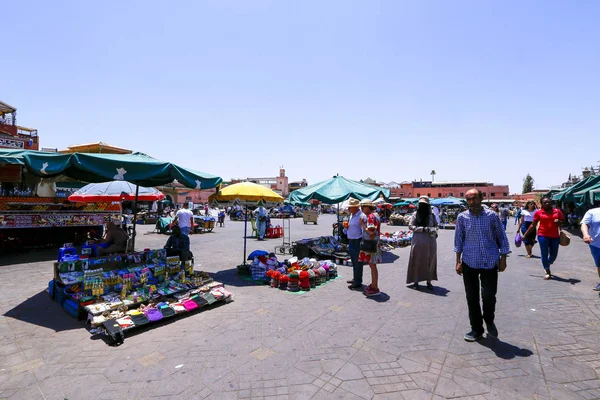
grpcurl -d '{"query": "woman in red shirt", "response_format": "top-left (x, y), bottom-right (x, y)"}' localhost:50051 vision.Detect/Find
top-left (523, 196), bottom-right (564, 280)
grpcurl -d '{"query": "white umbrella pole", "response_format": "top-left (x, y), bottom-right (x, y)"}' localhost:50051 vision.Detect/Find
top-left (131, 185), bottom-right (139, 251)
top-left (243, 205), bottom-right (248, 265)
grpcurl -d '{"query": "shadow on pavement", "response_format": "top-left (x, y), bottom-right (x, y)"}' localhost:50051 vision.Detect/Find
top-left (364, 292), bottom-right (390, 303)
top-left (380, 251), bottom-right (400, 264)
top-left (477, 336), bottom-right (534, 360)
top-left (3, 291), bottom-right (82, 332)
top-left (0, 248), bottom-right (58, 266)
top-left (209, 267), bottom-right (264, 287)
top-left (410, 285), bottom-right (450, 297)
top-left (528, 274), bottom-right (581, 285)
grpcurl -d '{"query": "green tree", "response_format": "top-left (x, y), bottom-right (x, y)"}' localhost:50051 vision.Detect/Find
top-left (430, 170), bottom-right (436, 182)
top-left (522, 174), bottom-right (534, 194)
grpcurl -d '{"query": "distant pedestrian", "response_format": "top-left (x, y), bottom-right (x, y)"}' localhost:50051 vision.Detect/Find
top-left (500, 205), bottom-right (509, 230)
top-left (406, 196), bottom-right (438, 290)
top-left (454, 189), bottom-right (510, 342)
top-left (253, 202), bottom-right (268, 240)
top-left (517, 201), bottom-right (538, 258)
top-left (522, 196), bottom-right (564, 280)
top-left (359, 199), bottom-right (382, 297)
top-left (581, 206), bottom-right (600, 291)
top-left (344, 199), bottom-right (364, 291)
top-left (514, 206), bottom-right (522, 225)
top-left (218, 209), bottom-right (225, 227)
top-left (204, 203), bottom-right (209, 216)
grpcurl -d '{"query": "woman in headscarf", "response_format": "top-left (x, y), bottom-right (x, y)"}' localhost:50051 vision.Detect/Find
top-left (253, 201), bottom-right (268, 240)
top-left (358, 199), bottom-right (382, 297)
top-left (406, 196), bottom-right (438, 290)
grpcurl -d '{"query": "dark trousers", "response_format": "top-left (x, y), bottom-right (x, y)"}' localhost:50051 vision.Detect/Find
top-left (348, 239), bottom-right (363, 284)
top-left (462, 263), bottom-right (498, 334)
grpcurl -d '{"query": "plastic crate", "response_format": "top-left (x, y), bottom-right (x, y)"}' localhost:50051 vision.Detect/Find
top-left (63, 299), bottom-right (79, 318)
top-left (47, 280), bottom-right (54, 298)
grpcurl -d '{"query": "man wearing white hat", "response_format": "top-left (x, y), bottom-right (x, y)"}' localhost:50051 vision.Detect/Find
top-left (345, 198), bottom-right (364, 290)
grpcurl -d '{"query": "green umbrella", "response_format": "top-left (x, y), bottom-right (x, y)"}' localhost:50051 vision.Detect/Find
top-left (0, 149), bottom-right (222, 249)
top-left (288, 175), bottom-right (390, 204)
top-left (288, 175), bottom-right (390, 236)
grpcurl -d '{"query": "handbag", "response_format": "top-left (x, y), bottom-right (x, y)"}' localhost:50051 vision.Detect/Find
top-left (559, 229), bottom-right (570, 246)
top-left (360, 239), bottom-right (378, 252)
top-left (515, 233), bottom-right (522, 248)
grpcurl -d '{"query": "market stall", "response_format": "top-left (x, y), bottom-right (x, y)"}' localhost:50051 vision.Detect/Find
top-left (0, 196), bottom-right (120, 250)
top-left (287, 175), bottom-right (390, 241)
top-left (208, 182), bottom-right (284, 271)
top-left (52, 246), bottom-right (233, 345)
top-left (431, 197), bottom-right (467, 229)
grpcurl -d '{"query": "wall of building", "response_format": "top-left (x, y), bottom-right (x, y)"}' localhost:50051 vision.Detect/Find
top-left (406, 183), bottom-right (510, 199)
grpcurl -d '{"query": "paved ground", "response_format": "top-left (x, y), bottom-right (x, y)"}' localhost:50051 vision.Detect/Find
top-left (1, 214), bottom-right (600, 400)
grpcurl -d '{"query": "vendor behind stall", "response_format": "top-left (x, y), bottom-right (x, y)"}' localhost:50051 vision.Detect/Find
top-left (97, 222), bottom-right (128, 255)
top-left (164, 225), bottom-right (192, 260)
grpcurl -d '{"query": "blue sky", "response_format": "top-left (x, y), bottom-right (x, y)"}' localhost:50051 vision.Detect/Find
top-left (3, 1), bottom-right (599, 193)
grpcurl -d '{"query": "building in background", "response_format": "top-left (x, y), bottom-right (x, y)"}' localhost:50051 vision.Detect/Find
top-left (288, 179), bottom-right (308, 193)
top-left (400, 180), bottom-right (510, 200)
top-left (231, 168), bottom-right (289, 196)
top-left (0, 100), bottom-right (39, 151)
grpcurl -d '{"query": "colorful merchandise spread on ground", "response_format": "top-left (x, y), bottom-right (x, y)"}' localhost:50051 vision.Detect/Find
top-left (243, 250), bottom-right (339, 293)
top-left (51, 245), bottom-right (233, 345)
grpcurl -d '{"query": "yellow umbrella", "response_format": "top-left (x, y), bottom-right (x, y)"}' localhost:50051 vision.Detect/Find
top-left (209, 181), bottom-right (284, 203)
top-left (209, 182), bottom-right (283, 267)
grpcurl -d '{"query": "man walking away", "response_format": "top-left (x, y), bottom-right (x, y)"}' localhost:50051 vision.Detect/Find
top-left (514, 206), bottom-right (522, 225)
top-left (174, 202), bottom-right (194, 236)
top-left (454, 189), bottom-right (510, 342)
top-left (581, 206), bottom-right (600, 291)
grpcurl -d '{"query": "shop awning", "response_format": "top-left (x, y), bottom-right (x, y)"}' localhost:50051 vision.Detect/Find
top-left (573, 181), bottom-right (600, 207)
top-left (287, 175), bottom-right (390, 205)
top-left (553, 176), bottom-right (600, 203)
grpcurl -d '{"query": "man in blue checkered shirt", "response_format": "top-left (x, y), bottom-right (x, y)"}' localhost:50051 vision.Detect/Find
top-left (454, 189), bottom-right (510, 342)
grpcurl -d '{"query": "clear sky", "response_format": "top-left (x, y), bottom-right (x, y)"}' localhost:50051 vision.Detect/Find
top-left (3, 1), bottom-right (599, 193)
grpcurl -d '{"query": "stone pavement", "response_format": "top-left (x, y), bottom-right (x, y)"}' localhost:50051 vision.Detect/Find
top-left (1, 214), bottom-right (600, 400)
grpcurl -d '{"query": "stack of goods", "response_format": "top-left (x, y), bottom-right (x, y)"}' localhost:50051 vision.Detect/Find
top-left (51, 246), bottom-right (233, 344)
top-left (258, 256), bottom-right (338, 293)
top-left (293, 236), bottom-right (349, 261)
top-left (379, 231), bottom-right (413, 250)
top-left (389, 212), bottom-right (414, 226)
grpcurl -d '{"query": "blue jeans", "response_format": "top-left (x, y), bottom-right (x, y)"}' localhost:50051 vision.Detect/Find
top-left (538, 236), bottom-right (560, 270)
top-left (180, 226), bottom-right (191, 236)
top-left (348, 239), bottom-right (363, 284)
top-left (501, 219), bottom-right (508, 230)
top-left (590, 245), bottom-right (600, 268)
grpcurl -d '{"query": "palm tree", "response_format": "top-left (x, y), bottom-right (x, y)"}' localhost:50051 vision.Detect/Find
top-left (430, 170), bottom-right (436, 182)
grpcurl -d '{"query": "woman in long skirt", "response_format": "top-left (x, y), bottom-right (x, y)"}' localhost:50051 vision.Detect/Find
top-left (406, 196), bottom-right (438, 290)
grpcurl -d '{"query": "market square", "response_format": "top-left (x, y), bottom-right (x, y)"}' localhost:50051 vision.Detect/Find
top-left (1, 213), bottom-right (600, 400)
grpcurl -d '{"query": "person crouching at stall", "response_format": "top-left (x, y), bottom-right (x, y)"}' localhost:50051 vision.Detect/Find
top-left (164, 225), bottom-right (192, 261)
top-left (254, 202), bottom-right (268, 240)
top-left (96, 222), bottom-right (128, 256)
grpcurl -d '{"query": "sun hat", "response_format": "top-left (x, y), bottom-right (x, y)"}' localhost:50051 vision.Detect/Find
top-left (359, 199), bottom-right (375, 208)
top-left (347, 198), bottom-right (360, 209)
top-left (418, 196), bottom-right (430, 204)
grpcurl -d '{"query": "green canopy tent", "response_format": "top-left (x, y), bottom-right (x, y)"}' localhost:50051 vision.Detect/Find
top-left (573, 181), bottom-right (600, 207)
top-left (553, 175), bottom-right (600, 204)
top-left (288, 175), bottom-right (391, 236)
top-left (0, 149), bottom-right (222, 249)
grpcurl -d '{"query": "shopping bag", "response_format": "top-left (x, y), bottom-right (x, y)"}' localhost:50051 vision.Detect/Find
top-left (514, 233), bottom-right (522, 248)
top-left (559, 230), bottom-right (570, 246)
